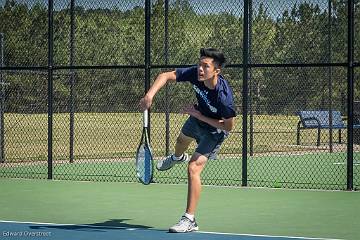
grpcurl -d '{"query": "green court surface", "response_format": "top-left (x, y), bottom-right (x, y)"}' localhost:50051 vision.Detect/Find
top-left (1, 152), bottom-right (359, 189)
top-left (0, 179), bottom-right (359, 240)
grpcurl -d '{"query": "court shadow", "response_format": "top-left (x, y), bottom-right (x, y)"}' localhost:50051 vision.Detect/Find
top-left (29, 219), bottom-right (153, 232)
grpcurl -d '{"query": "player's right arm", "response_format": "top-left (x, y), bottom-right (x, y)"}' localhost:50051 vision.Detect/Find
top-left (139, 71), bottom-right (177, 111)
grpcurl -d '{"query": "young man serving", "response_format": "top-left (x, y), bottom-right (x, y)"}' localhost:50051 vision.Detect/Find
top-left (139, 48), bottom-right (236, 233)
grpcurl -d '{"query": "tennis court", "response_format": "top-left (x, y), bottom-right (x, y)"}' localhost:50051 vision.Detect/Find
top-left (1, 0), bottom-right (360, 240)
top-left (0, 179), bottom-right (359, 240)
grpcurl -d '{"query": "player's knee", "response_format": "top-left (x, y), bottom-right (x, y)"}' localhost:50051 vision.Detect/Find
top-left (188, 162), bottom-right (199, 177)
top-left (188, 155), bottom-right (206, 176)
top-left (176, 135), bottom-right (188, 146)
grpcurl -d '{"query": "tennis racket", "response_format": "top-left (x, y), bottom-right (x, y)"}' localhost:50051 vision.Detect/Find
top-left (135, 109), bottom-right (154, 185)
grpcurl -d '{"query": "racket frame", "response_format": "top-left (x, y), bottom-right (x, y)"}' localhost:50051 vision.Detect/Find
top-left (135, 110), bottom-right (154, 185)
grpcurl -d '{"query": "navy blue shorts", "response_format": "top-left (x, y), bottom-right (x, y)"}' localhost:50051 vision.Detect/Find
top-left (181, 116), bottom-right (228, 160)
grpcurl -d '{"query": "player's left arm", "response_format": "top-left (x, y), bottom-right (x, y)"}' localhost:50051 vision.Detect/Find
top-left (182, 106), bottom-right (235, 132)
top-left (198, 115), bottom-right (235, 132)
top-left (221, 117), bottom-right (235, 132)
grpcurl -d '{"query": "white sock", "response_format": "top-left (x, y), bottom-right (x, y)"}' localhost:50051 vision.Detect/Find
top-left (173, 154), bottom-right (183, 161)
top-left (184, 213), bottom-right (194, 221)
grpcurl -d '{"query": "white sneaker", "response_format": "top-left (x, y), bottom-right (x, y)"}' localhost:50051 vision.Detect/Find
top-left (169, 216), bottom-right (199, 233)
top-left (156, 153), bottom-right (189, 171)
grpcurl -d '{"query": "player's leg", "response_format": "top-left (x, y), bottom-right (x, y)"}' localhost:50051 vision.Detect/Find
top-left (186, 152), bottom-right (207, 215)
top-left (169, 127), bottom-right (227, 233)
top-left (168, 153), bottom-right (206, 233)
top-left (156, 132), bottom-right (193, 171)
top-left (157, 117), bottom-right (198, 171)
top-left (174, 132), bottom-right (193, 157)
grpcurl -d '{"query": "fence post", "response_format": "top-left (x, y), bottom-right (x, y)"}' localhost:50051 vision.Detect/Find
top-left (346, 0), bottom-right (354, 191)
top-left (248, 0), bottom-right (254, 157)
top-left (69, 0), bottom-right (76, 163)
top-left (0, 32), bottom-right (5, 163)
top-left (165, 0), bottom-right (170, 156)
top-left (242, 0), bottom-right (251, 187)
top-left (47, 0), bottom-right (54, 179)
top-left (145, 0), bottom-right (151, 139)
top-left (328, 0), bottom-right (333, 153)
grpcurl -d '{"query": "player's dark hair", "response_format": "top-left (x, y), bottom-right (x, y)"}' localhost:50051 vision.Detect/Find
top-left (200, 48), bottom-right (226, 68)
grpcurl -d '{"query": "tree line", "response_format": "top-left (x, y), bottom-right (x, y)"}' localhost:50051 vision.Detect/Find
top-left (0, 0), bottom-right (359, 114)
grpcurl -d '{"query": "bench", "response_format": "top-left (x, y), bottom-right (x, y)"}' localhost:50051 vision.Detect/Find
top-left (297, 110), bottom-right (360, 146)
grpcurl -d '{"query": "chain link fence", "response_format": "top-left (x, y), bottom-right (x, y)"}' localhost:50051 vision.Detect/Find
top-left (0, 0), bottom-right (359, 190)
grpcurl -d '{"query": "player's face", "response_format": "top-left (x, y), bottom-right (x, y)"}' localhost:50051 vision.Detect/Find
top-left (198, 57), bottom-right (219, 81)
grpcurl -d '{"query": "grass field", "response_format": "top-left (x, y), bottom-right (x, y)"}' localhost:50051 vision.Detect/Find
top-left (4, 112), bottom-right (352, 160)
top-left (1, 112), bottom-right (359, 190)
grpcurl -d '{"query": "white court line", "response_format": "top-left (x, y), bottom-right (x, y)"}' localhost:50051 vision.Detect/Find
top-left (198, 231), bottom-right (344, 240)
top-left (333, 161), bottom-right (360, 165)
top-left (0, 220), bottom-right (344, 240)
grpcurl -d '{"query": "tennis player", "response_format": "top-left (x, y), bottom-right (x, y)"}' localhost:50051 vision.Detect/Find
top-left (139, 48), bottom-right (236, 233)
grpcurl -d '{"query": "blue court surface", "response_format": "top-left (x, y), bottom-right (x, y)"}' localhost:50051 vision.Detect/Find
top-left (0, 221), bottom-right (342, 240)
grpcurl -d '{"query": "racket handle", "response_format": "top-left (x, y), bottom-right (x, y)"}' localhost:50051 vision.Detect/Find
top-left (143, 110), bottom-right (148, 128)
